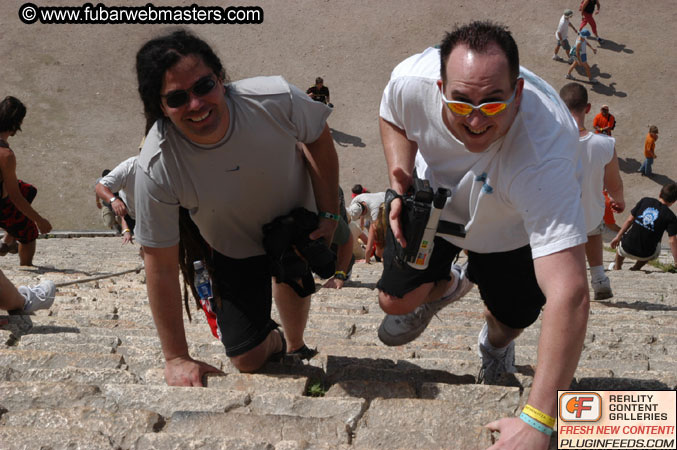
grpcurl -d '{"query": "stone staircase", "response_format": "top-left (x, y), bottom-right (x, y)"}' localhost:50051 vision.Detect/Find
top-left (0, 236), bottom-right (675, 449)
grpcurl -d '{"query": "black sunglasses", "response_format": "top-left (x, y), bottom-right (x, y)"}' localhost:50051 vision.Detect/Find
top-left (161, 75), bottom-right (217, 108)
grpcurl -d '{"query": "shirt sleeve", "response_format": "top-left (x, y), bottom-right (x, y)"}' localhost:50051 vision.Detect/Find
top-left (379, 77), bottom-right (406, 129)
top-left (508, 158), bottom-right (587, 259)
top-left (667, 214), bottom-right (677, 237)
top-left (99, 159), bottom-right (131, 193)
top-left (289, 84), bottom-right (332, 143)
top-left (133, 165), bottom-right (181, 249)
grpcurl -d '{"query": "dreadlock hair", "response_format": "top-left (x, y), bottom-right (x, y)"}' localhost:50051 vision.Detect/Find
top-left (136, 29), bottom-right (228, 134)
top-left (178, 207), bottom-right (217, 320)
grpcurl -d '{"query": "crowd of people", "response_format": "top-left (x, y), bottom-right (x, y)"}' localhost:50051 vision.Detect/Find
top-left (1, 10), bottom-right (675, 450)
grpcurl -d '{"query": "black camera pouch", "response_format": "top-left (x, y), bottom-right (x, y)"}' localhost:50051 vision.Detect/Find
top-left (384, 188), bottom-right (431, 267)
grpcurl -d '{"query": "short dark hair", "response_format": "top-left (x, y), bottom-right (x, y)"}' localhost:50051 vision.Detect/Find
top-left (101, 169), bottom-right (111, 177)
top-left (559, 82), bottom-right (588, 113)
top-left (351, 184), bottom-right (364, 195)
top-left (439, 21), bottom-right (519, 86)
top-left (136, 29), bottom-right (227, 133)
top-left (659, 183), bottom-right (677, 203)
top-left (0, 96), bottom-right (27, 133)
top-left (315, 77), bottom-right (323, 84)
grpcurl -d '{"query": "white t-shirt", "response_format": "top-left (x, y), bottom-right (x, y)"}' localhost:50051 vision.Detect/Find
top-left (348, 192), bottom-right (386, 222)
top-left (99, 156), bottom-right (137, 219)
top-left (379, 47), bottom-right (586, 258)
top-left (556, 15), bottom-right (571, 41)
top-left (134, 76), bottom-right (332, 258)
top-left (579, 132), bottom-right (615, 232)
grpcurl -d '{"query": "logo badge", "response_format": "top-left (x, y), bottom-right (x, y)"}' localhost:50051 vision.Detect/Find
top-left (559, 392), bottom-right (602, 422)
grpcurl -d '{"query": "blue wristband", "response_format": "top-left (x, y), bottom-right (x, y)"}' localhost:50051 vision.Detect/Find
top-left (519, 412), bottom-right (553, 436)
top-left (319, 211), bottom-right (340, 222)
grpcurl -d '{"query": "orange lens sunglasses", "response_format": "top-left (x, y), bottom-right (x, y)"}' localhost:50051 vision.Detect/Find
top-left (440, 82), bottom-right (519, 117)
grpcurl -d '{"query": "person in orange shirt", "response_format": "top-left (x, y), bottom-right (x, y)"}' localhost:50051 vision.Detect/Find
top-left (639, 125), bottom-right (659, 177)
top-left (593, 105), bottom-right (615, 136)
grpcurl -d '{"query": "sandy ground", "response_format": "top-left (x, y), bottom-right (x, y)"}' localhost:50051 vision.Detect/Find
top-left (0, 0), bottom-right (675, 232)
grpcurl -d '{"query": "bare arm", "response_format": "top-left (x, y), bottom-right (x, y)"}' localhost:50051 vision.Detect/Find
top-left (380, 117), bottom-right (418, 246)
top-left (302, 126), bottom-right (339, 244)
top-left (603, 149), bottom-right (625, 213)
top-left (669, 235), bottom-right (677, 265)
top-left (488, 245), bottom-right (590, 449)
top-left (0, 150), bottom-right (51, 233)
top-left (323, 232), bottom-right (354, 289)
top-left (611, 214), bottom-right (635, 249)
top-left (143, 244), bottom-right (221, 386)
top-left (365, 221), bottom-right (377, 263)
top-left (120, 216), bottom-right (133, 245)
top-left (95, 182), bottom-right (128, 218)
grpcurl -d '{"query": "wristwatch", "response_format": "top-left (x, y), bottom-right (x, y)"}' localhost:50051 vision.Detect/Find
top-left (334, 271), bottom-right (347, 281)
top-left (109, 196), bottom-right (117, 203)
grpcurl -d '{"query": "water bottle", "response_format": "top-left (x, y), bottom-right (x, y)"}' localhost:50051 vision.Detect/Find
top-left (193, 260), bottom-right (213, 300)
top-left (193, 260), bottom-right (221, 340)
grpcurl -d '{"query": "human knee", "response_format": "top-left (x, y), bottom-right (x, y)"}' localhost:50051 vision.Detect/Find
top-left (378, 290), bottom-right (420, 315)
top-left (229, 350), bottom-right (266, 373)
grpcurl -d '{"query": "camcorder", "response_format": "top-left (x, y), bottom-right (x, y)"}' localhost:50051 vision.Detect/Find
top-left (386, 172), bottom-right (465, 270)
top-left (262, 207), bottom-right (336, 281)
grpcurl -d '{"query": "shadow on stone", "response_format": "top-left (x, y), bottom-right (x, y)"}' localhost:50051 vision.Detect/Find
top-left (597, 300), bottom-right (677, 312)
top-left (324, 355), bottom-right (476, 398)
top-left (330, 128), bottom-right (366, 148)
top-left (597, 39), bottom-right (633, 54)
top-left (571, 377), bottom-right (669, 390)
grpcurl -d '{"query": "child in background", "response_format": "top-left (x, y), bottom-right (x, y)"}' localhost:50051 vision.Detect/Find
top-left (639, 125), bottom-right (659, 177)
top-left (610, 183), bottom-right (677, 271)
top-left (566, 29), bottom-right (598, 83)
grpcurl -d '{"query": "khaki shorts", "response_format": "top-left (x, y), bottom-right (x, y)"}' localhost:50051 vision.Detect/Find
top-left (618, 242), bottom-right (661, 261)
top-left (587, 221), bottom-right (605, 237)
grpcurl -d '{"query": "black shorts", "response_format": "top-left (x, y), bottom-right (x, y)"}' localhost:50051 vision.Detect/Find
top-left (209, 252), bottom-right (279, 357)
top-left (209, 251), bottom-right (314, 357)
top-left (377, 236), bottom-right (545, 330)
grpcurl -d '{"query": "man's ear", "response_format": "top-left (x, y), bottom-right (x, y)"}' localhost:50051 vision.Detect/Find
top-left (585, 103), bottom-right (591, 114)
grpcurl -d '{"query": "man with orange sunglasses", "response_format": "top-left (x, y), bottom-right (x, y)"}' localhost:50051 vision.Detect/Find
top-left (377, 21), bottom-right (589, 450)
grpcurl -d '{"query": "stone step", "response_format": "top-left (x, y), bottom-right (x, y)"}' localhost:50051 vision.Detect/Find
top-left (0, 382), bottom-right (108, 412)
top-left (0, 426), bottom-right (115, 449)
top-left (0, 367), bottom-right (138, 384)
top-left (131, 433), bottom-right (279, 450)
top-left (352, 398), bottom-right (496, 449)
top-left (0, 349), bottom-right (123, 371)
top-left (0, 406), bottom-right (162, 449)
top-left (165, 410), bottom-right (353, 447)
top-left (99, 383), bottom-right (250, 417)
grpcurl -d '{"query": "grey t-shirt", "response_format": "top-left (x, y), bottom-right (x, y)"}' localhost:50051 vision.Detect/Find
top-left (134, 76), bottom-right (332, 258)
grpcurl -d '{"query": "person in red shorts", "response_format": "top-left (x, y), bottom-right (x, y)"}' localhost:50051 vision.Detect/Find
top-left (579, 0), bottom-right (604, 44)
top-left (0, 96), bottom-right (52, 266)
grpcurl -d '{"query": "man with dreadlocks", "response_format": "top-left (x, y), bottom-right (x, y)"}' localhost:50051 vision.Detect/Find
top-left (133, 29), bottom-right (338, 385)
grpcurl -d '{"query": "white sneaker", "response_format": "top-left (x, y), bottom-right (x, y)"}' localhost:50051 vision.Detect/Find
top-left (378, 264), bottom-right (473, 346)
top-left (592, 276), bottom-right (613, 300)
top-left (477, 323), bottom-right (516, 385)
top-left (565, 73), bottom-right (574, 80)
top-left (608, 262), bottom-right (617, 271)
top-left (552, 54), bottom-right (562, 61)
top-left (18, 280), bottom-right (56, 313)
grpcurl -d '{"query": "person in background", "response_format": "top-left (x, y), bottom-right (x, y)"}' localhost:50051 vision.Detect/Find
top-left (0, 96), bottom-right (52, 266)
